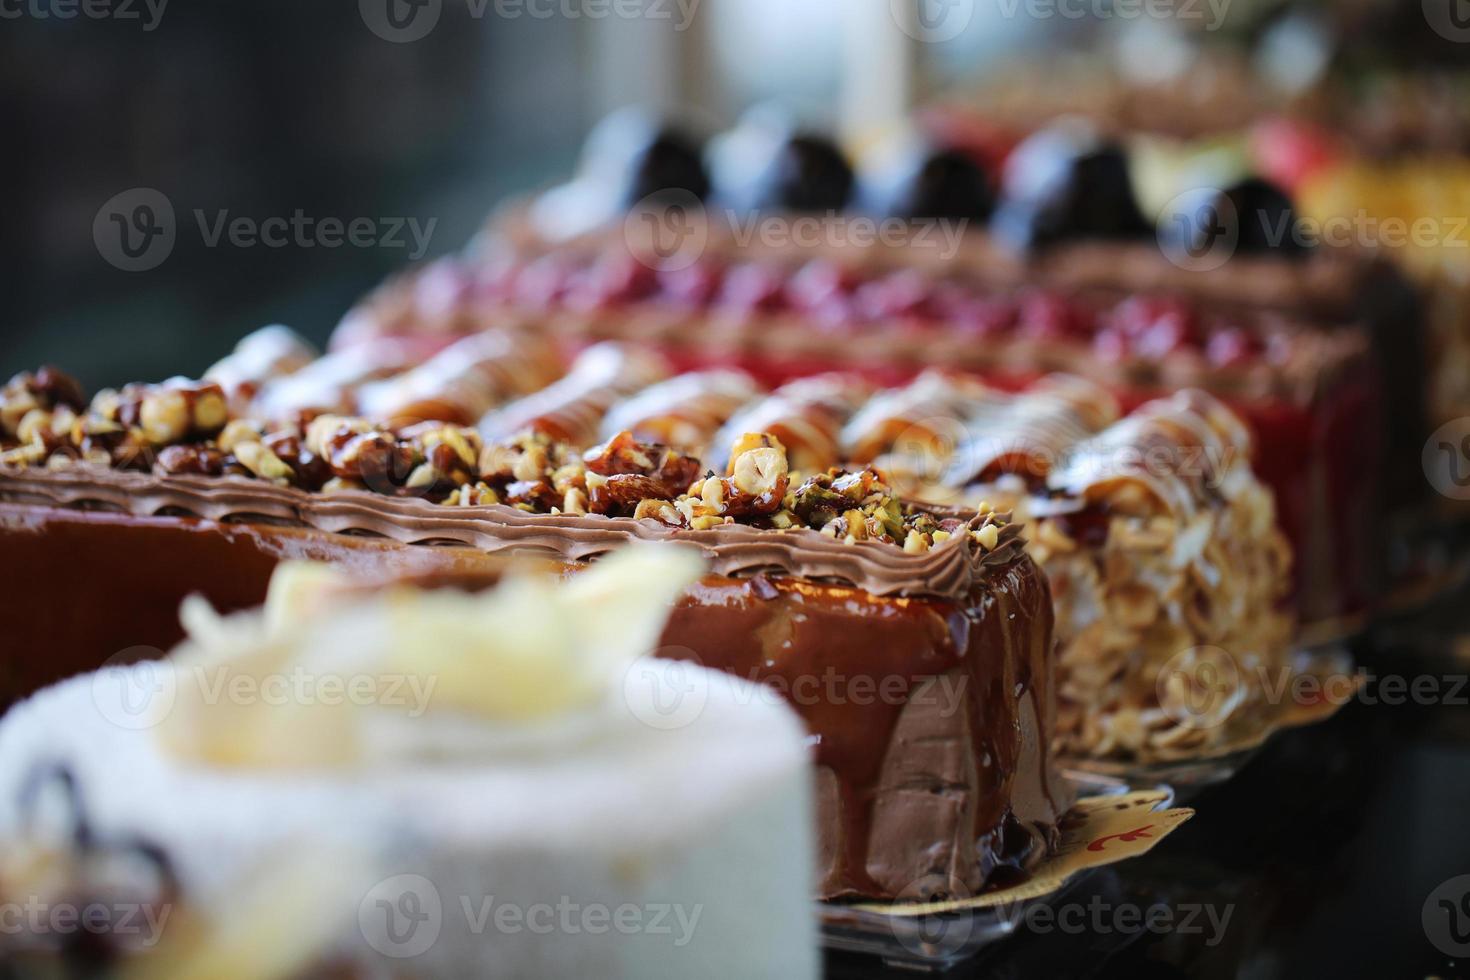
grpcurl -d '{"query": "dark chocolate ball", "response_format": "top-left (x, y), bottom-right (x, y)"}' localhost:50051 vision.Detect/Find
top-left (752, 134), bottom-right (854, 213)
top-left (580, 108), bottom-right (710, 208)
top-left (991, 128), bottom-right (1150, 251)
top-left (1159, 177), bottom-right (1309, 261)
top-left (868, 145), bottom-right (995, 222)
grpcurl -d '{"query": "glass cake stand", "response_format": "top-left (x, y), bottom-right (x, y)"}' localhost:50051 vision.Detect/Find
top-left (818, 774), bottom-right (1174, 972)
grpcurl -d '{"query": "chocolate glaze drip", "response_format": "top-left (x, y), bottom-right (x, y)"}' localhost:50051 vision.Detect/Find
top-left (660, 564), bottom-right (1068, 899)
top-left (0, 467), bottom-right (1024, 602)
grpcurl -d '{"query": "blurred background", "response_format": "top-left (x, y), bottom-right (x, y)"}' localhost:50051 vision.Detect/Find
top-left (2, 0), bottom-right (1465, 389)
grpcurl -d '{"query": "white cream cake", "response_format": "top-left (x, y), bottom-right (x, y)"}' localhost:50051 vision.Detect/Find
top-left (0, 547), bottom-right (817, 979)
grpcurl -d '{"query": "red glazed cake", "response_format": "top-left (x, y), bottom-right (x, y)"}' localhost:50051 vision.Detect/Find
top-left (334, 254), bottom-right (1371, 624)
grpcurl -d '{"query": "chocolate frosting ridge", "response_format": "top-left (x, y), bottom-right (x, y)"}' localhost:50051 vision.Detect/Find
top-left (0, 467), bottom-right (1024, 601)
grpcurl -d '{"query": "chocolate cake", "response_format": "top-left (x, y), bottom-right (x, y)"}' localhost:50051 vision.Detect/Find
top-left (0, 366), bottom-right (1071, 901)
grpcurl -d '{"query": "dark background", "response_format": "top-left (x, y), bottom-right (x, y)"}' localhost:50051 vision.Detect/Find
top-left (1, 2), bottom-right (584, 391)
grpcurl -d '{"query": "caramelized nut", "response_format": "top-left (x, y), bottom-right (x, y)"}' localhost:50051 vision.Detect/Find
top-left (511, 442), bottom-right (549, 482)
top-left (139, 389), bottom-right (190, 444)
top-left (701, 477), bottom-right (725, 510)
top-left (633, 499), bottom-right (682, 525)
top-left (233, 441), bottom-right (295, 483)
top-left (16, 409), bottom-right (51, 447)
top-left (191, 389), bottom-right (229, 433)
top-left (156, 443), bottom-right (227, 477)
top-left (218, 419), bottom-right (266, 453)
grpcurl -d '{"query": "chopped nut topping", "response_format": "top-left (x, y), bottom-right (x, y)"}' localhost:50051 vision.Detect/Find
top-left (140, 389), bottom-right (191, 445)
top-left (234, 441), bottom-right (295, 484)
top-left (0, 367), bottom-right (1006, 554)
top-left (218, 419), bottom-right (266, 453)
top-left (974, 524), bottom-right (1000, 551)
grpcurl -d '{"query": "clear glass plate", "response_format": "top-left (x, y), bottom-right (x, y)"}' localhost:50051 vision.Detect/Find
top-left (818, 773), bottom-right (1173, 972)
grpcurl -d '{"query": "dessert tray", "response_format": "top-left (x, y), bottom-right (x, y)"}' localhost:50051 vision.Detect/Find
top-left (819, 774), bottom-right (1187, 971)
